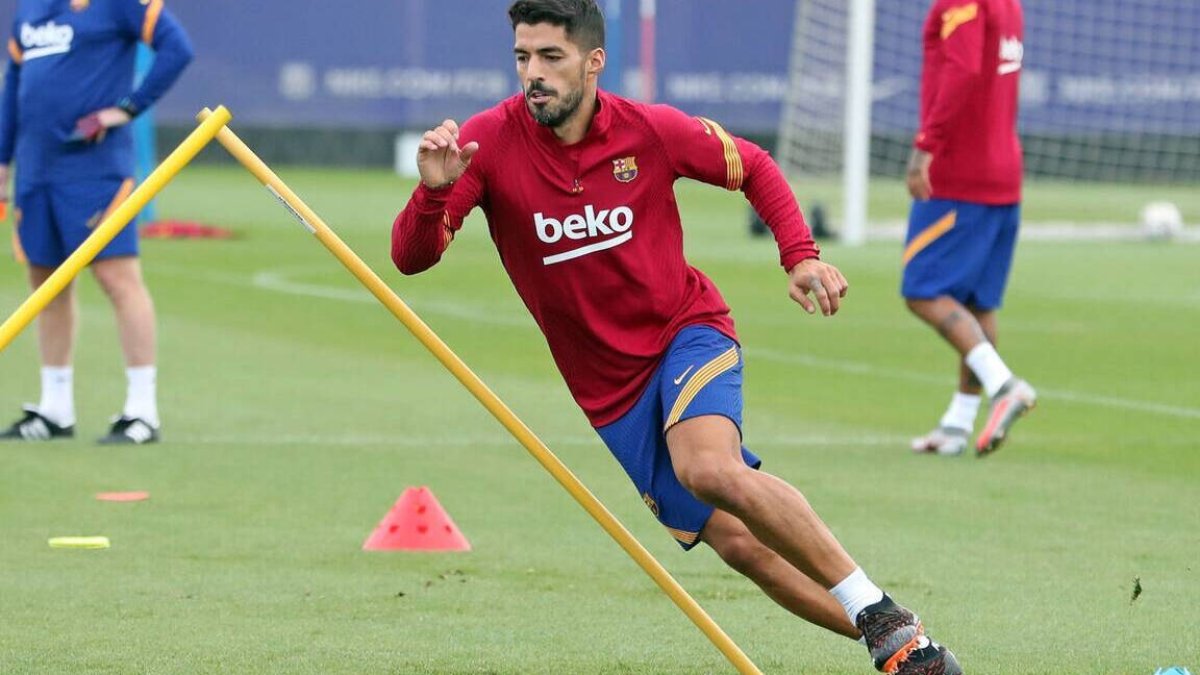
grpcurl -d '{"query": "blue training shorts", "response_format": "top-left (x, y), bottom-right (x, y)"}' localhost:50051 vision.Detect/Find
top-left (14, 177), bottom-right (139, 267)
top-left (901, 198), bottom-right (1020, 311)
top-left (596, 325), bottom-right (760, 551)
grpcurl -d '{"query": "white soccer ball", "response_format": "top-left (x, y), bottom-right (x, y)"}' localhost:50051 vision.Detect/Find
top-left (1139, 201), bottom-right (1184, 240)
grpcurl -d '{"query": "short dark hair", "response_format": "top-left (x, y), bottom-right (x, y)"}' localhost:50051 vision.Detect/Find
top-left (508, 0), bottom-right (606, 52)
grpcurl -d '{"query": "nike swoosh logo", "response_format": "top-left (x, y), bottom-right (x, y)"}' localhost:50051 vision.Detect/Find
top-left (673, 365), bottom-right (694, 386)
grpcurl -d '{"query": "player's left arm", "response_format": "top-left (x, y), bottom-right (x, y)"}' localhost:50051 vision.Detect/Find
top-left (910, 0), bottom-right (986, 198)
top-left (647, 105), bottom-right (847, 316)
top-left (120, 0), bottom-right (194, 117)
top-left (74, 0), bottom-right (194, 143)
top-left (0, 35), bottom-right (23, 203)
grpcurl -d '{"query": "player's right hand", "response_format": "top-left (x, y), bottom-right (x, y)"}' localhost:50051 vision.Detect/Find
top-left (788, 258), bottom-right (849, 317)
top-left (69, 107), bottom-right (133, 144)
top-left (906, 148), bottom-right (933, 200)
top-left (417, 119), bottom-right (479, 190)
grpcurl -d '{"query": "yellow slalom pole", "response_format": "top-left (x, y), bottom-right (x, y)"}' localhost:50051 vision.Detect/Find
top-left (199, 109), bottom-right (763, 675)
top-left (0, 106), bottom-right (233, 354)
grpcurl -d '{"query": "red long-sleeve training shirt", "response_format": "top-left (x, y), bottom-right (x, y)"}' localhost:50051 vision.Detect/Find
top-left (915, 0), bottom-right (1024, 204)
top-left (392, 90), bottom-right (818, 426)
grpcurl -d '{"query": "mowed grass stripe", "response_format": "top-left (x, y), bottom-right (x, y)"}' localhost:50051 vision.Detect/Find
top-left (0, 166), bottom-right (1196, 673)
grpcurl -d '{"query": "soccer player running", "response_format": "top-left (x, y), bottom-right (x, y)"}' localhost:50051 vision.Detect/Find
top-left (905, 0), bottom-right (1036, 458)
top-left (392, 1), bottom-right (962, 672)
top-left (0, 0), bottom-right (193, 444)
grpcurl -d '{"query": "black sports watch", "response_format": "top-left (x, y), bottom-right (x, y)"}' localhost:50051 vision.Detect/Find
top-left (117, 96), bottom-right (141, 119)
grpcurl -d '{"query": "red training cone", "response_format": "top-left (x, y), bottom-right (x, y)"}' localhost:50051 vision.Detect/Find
top-left (362, 487), bottom-right (471, 552)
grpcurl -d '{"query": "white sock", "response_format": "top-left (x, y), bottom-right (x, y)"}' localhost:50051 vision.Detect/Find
top-left (38, 366), bottom-right (75, 427)
top-left (829, 567), bottom-right (885, 625)
top-left (939, 392), bottom-right (982, 431)
top-left (964, 342), bottom-right (1014, 398)
top-left (123, 366), bottom-right (159, 427)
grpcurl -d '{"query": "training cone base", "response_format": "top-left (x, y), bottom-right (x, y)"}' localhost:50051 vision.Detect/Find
top-left (362, 486), bottom-right (470, 552)
top-left (96, 491), bottom-right (150, 502)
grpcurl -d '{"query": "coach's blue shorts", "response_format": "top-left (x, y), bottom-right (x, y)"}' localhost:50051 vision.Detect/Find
top-left (901, 198), bottom-right (1020, 311)
top-left (14, 177), bottom-right (139, 267)
top-left (596, 325), bottom-right (760, 551)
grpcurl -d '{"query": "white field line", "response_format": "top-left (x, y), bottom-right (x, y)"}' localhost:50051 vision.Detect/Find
top-left (868, 221), bottom-right (1200, 243)
top-left (749, 348), bottom-right (1200, 420)
top-left (170, 266), bottom-right (1200, 421)
top-left (169, 432), bottom-right (909, 447)
top-left (157, 266), bottom-right (532, 328)
top-left (252, 270), bottom-right (373, 304)
top-left (251, 270), bottom-right (535, 327)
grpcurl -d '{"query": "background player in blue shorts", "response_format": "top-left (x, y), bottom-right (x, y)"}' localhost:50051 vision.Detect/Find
top-left (0, 0), bottom-right (192, 444)
top-left (904, 0), bottom-right (1037, 457)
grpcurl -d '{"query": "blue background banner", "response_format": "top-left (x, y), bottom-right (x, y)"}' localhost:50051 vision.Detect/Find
top-left (2, 0), bottom-right (1198, 134)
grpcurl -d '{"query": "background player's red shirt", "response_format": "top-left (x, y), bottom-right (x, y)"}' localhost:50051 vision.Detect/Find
top-left (915, 0), bottom-right (1024, 204)
top-left (393, 90), bottom-right (818, 426)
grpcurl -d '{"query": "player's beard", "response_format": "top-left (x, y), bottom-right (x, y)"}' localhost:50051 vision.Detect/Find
top-left (525, 73), bottom-right (585, 128)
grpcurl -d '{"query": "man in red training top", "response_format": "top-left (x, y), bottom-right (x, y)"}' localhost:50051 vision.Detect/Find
top-left (905, 0), bottom-right (1036, 458)
top-left (393, 2), bottom-right (961, 672)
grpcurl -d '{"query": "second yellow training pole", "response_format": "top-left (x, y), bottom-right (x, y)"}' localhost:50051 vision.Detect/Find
top-left (199, 109), bottom-right (763, 675)
top-left (0, 106), bottom-right (233, 354)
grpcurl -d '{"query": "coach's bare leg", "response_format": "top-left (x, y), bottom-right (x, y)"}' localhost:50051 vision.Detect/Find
top-left (906, 296), bottom-right (988, 357)
top-left (22, 265), bottom-right (79, 427)
top-left (957, 307), bottom-right (997, 393)
top-left (91, 256), bottom-right (155, 367)
top-left (703, 509), bottom-right (859, 639)
top-left (30, 265), bottom-right (78, 366)
top-left (667, 415), bottom-right (856, 588)
top-left (919, 303), bottom-right (1003, 395)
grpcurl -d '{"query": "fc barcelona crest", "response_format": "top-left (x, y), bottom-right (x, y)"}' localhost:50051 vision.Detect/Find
top-left (642, 492), bottom-right (659, 517)
top-left (612, 156), bottom-right (638, 183)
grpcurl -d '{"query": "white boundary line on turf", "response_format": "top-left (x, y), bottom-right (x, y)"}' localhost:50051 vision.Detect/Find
top-left (250, 270), bottom-right (535, 328)
top-left (156, 265), bottom-right (533, 328)
top-left (748, 348), bottom-right (1200, 420)
top-left (169, 433), bottom-right (909, 447)
top-left (168, 266), bottom-right (1200, 422)
top-left (868, 221), bottom-right (1200, 243)
top-left (252, 269), bottom-right (373, 304)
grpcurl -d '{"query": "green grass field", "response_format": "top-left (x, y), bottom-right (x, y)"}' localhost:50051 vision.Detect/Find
top-left (1, 166), bottom-right (1197, 674)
